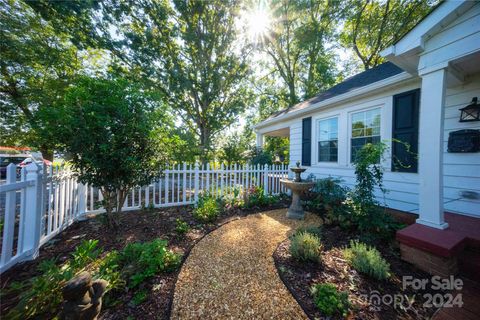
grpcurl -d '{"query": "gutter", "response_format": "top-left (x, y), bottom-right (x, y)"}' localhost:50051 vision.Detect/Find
top-left (254, 71), bottom-right (413, 130)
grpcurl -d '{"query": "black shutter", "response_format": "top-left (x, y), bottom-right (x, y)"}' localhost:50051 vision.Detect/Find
top-left (302, 117), bottom-right (312, 166)
top-left (392, 89), bottom-right (420, 172)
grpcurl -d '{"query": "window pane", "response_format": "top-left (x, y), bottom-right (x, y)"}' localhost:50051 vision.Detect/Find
top-left (317, 117), bottom-right (338, 162)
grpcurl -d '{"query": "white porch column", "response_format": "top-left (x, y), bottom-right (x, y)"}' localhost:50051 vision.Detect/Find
top-left (416, 67), bottom-right (448, 229)
top-left (256, 132), bottom-right (264, 149)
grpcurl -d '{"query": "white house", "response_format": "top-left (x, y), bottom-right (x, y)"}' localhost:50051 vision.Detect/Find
top-left (255, 0), bottom-right (480, 277)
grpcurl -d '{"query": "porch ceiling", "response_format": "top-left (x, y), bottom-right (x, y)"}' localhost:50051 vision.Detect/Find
top-left (263, 127), bottom-right (290, 137)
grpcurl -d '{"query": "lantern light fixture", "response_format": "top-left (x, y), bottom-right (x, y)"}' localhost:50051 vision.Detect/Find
top-left (459, 97), bottom-right (480, 122)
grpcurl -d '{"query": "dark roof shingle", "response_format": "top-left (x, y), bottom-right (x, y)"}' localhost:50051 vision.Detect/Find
top-left (267, 62), bottom-right (404, 120)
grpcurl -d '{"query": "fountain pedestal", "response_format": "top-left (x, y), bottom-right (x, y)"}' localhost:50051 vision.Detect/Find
top-left (280, 179), bottom-right (314, 220)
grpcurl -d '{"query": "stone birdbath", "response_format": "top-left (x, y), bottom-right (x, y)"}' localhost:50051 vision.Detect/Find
top-left (280, 161), bottom-right (314, 220)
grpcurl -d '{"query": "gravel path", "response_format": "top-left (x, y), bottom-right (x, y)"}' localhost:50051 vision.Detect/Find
top-left (171, 209), bottom-right (322, 319)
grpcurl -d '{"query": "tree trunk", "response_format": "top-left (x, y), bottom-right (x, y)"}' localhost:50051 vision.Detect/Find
top-left (101, 189), bottom-right (118, 230)
top-left (39, 145), bottom-right (54, 161)
top-left (288, 82), bottom-right (297, 107)
top-left (199, 125), bottom-right (211, 164)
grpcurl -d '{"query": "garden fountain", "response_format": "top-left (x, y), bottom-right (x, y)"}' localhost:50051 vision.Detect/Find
top-left (280, 161), bottom-right (314, 220)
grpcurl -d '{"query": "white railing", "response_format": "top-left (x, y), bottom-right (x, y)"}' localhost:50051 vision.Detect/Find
top-left (1, 162), bottom-right (289, 272)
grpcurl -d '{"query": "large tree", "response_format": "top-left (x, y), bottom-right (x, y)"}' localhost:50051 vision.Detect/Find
top-left (341, 0), bottom-right (435, 70)
top-left (260, 0), bottom-right (342, 106)
top-left (0, 0), bottom-right (81, 160)
top-left (101, 0), bottom-right (253, 162)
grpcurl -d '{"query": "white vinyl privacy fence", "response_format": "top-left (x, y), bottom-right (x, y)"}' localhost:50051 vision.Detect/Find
top-left (0, 162), bottom-right (289, 272)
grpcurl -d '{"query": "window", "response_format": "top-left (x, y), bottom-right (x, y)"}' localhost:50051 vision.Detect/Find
top-left (317, 117), bottom-right (338, 162)
top-left (351, 108), bottom-right (381, 162)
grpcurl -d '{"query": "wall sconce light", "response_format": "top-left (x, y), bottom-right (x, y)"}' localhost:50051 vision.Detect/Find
top-left (459, 97), bottom-right (480, 122)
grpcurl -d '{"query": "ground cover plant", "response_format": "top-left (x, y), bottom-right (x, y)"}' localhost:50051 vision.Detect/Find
top-left (311, 283), bottom-right (350, 318)
top-left (343, 240), bottom-right (390, 280)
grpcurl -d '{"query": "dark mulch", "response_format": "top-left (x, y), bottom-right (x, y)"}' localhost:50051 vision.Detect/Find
top-left (273, 224), bottom-right (444, 320)
top-left (0, 200), bottom-right (288, 320)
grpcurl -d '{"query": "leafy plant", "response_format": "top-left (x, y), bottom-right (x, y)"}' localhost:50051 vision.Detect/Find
top-left (244, 186), bottom-right (277, 208)
top-left (311, 283), bottom-right (350, 317)
top-left (6, 239), bottom-right (102, 319)
top-left (112, 239), bottom-right (181, 288)
top-left (305, 177), bottom-right (350, 225)
top-left (193, 194), bottom-right (222, 223)
top-left (343, 240), bottom-right (390, 280)
top-left (175, 218), bottom-right (190, 235)
top-left (56, 77), bottom-right (163, 229)
top-left (131, 289), bottom-right (148, 306)
top-left (295, 226), bottom-right (323, 238)
top-left (289, 231), bottom-right (322, 263)
top-left (70, 239), bottom-right (100, 270)
top-left (349, 142), bottom-right (401, 238)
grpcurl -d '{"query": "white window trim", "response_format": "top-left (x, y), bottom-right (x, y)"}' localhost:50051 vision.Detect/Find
top-left (314, 115), bottom-right (340, 166)
top-left (347, 105), bottom-right (384, 166)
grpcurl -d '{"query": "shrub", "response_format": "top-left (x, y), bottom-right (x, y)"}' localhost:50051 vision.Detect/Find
top-left (244, 186), bottom-right (277, 208)
top-left (56, 77), bottom-right (162, 229)
top-left (311, 283), bottom-right (350, 317)
top-left (175, 218), bottom-right (190, 235)
top-left (295, 226), bottom-right (322, 238)
top-left (113, 239), bottom-right (181, 288)
top-left (306, 178), bottom-right (349, 214)
top-left (289, 231), bottom-right (322, 263)
top-left (343, 240), bottom-right (390, 280)
top-left (193, 194), bottom-right (222, 223)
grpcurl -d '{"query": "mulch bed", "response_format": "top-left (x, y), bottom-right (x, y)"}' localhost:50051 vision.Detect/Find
top-left (273, 224), bottom-right (443, 320)
top-left (0, 200), bottom-right (288, 320)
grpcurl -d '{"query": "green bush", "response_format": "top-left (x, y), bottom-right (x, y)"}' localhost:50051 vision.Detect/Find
top-left (244, 186), bottom-right (278, 208)
top-left (193, 194), bottom-right (222, 223)
top-left (306, 177), bottom-right (349, 217)
top-left (343, 240), bottom-right (390, 280)
top-left (112, 239), bottom-right (181, 288)
top-left (295, 226), bottom-right (322, 238)
top-left (289, 231), bottom-right (322, 263)
top-left (175, 218), bottom-right (190, 235)
top-left (311, 283), bottom-right (350, 317)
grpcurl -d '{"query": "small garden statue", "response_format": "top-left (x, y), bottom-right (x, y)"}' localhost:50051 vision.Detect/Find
top-left (59, 271), bottom-right (108, 320)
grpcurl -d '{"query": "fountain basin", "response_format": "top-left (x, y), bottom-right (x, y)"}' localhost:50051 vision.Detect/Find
top-left (280, 179), bottom-right (314, 220)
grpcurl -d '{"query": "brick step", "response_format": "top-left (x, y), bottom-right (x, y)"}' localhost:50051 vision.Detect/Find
top-left (458, 247), bottom-right (480, 282)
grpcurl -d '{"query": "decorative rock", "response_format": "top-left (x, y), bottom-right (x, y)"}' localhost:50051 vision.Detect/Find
top-left (59, 271), bottom-right (108, 320)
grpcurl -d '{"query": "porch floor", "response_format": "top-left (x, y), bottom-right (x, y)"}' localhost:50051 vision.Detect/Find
top-left (397, 212), bottom-right (480, 257)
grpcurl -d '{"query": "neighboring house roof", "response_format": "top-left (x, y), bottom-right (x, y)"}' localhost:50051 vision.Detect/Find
top-left (264, 62), bottom-right (404, 122)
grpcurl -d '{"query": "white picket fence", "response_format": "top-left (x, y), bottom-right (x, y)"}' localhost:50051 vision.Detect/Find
top-left (0, 162), bottom-right (289, 272)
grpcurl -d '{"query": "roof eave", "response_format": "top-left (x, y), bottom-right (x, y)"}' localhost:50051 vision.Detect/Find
top-left (381, 0), bottom-right (475, 70)
top-left (254, 71), bottom-right (413, 130)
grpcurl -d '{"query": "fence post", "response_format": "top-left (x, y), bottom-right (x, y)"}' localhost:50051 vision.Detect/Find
top-left (23, 163), bottom-right (43, 260)
top-left (263, 164), bottom-right (269, 195)
top-left (77, 183), bottom-right (87, 220)
top-left (194, 162), bottom-right (199, 204)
